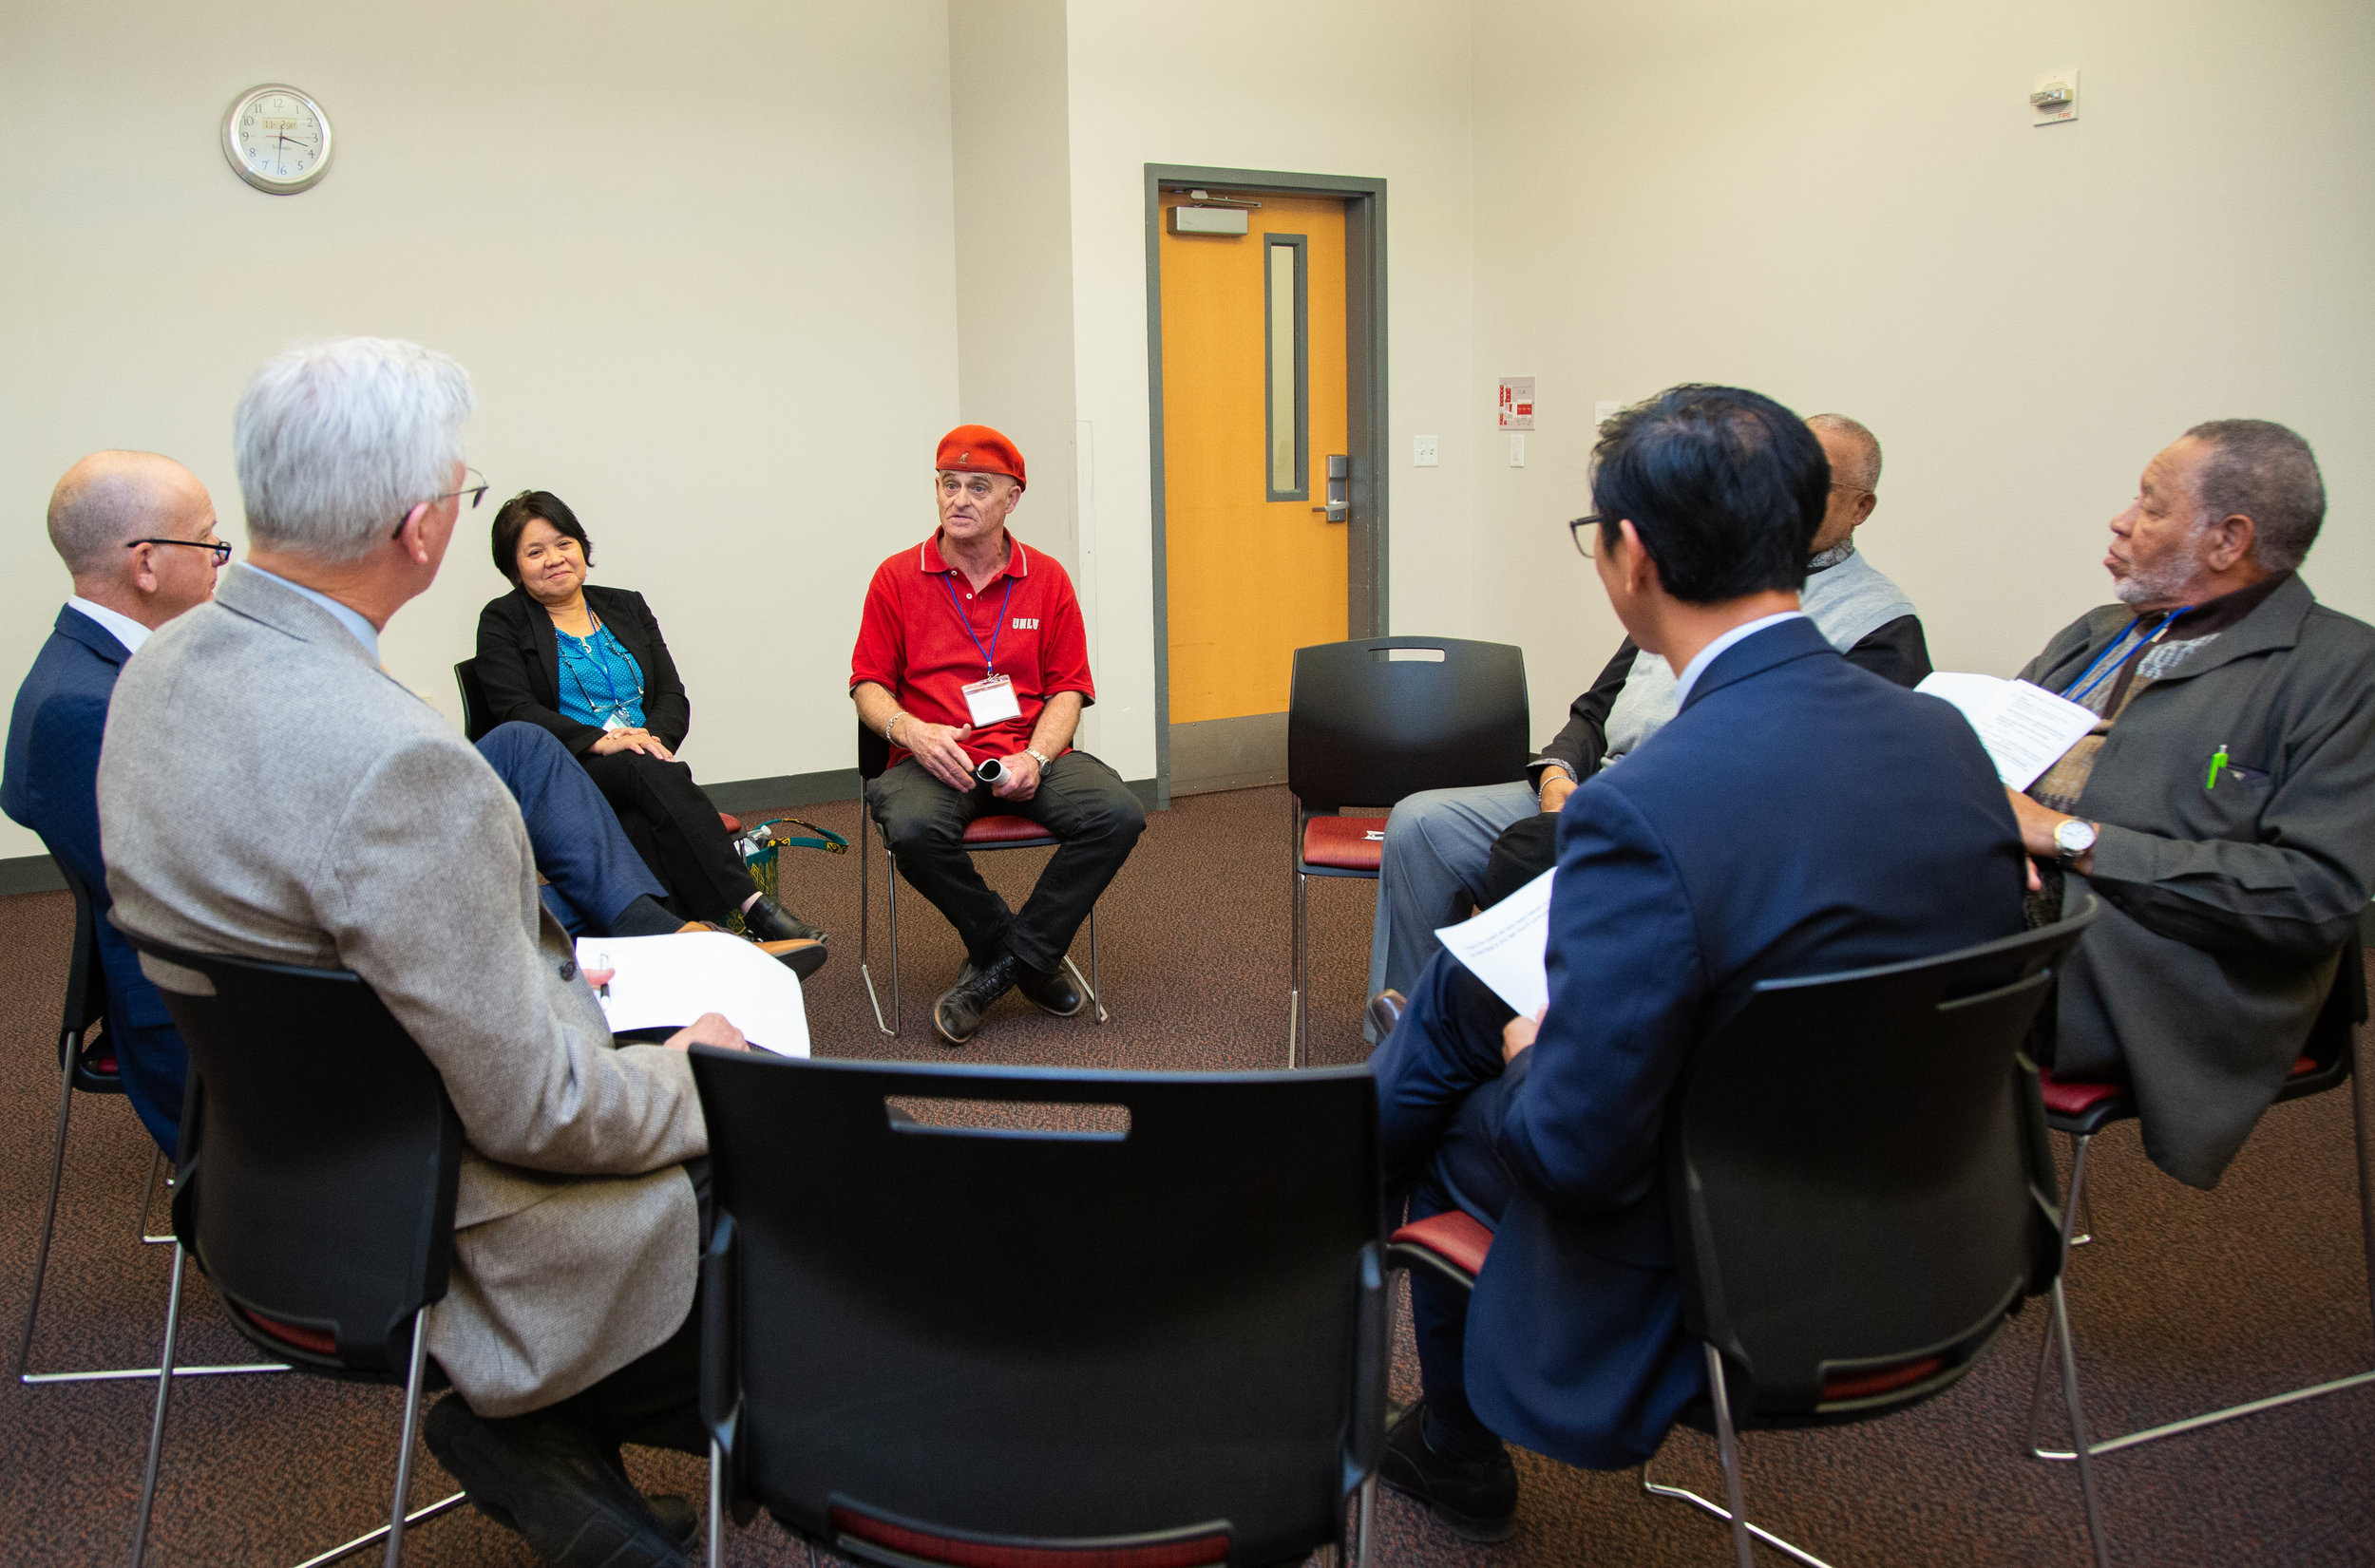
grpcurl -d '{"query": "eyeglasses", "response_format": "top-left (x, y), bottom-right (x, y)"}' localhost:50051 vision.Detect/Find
top-left (390, 466), bottom-right (489, 539)
top-left (127, 537), bottom-right (233, 566)
top-left (1568, 515), bottom-right (1607, 559)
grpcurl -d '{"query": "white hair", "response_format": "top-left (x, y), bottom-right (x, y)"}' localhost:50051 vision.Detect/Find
top-left (234, 338), bottom-right (476, 564)
top-left (1806, 412), bottom-right (1883, 491)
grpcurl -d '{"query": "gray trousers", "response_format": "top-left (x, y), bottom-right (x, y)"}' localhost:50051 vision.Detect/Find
top-left (1364, 780), bottom-right (1539, 1038)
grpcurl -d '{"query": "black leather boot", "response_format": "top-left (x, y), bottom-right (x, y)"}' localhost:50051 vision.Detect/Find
top-left (934, 953), bottom-right (1020, 1046)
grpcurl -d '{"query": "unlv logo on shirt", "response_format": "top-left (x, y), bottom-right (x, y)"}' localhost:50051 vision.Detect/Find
top-left (1013, 617), bottom-right (1039, 630)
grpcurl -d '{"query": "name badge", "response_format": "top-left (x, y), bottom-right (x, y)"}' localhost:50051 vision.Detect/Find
top-left (602, 712), bottom-right (632, 733)
top-left (961, 673), bottom-right (1022, 727)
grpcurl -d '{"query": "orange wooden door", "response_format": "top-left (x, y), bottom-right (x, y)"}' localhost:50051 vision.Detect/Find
top-left (1160, 192), bottom-right (1350, 724)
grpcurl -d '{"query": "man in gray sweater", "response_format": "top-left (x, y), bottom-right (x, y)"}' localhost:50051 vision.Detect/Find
top-left (1366, 411), bottom-right (1930, 1030)
top-left (2006, 419), bottom-right (2374, 1188)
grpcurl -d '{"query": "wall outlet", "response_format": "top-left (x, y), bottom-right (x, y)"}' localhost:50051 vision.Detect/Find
top-left (1509, 434), bottom-right (1526, 467)
top-left (1413, 434), bottom-right (1439, 467)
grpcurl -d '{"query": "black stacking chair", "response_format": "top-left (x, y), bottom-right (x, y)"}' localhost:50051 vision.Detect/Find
top-left (1285, 637), bottom-right (1528, 1066)
top-left (690, 1051), bottom-right (1389, 1568)
top-left (854, 722), bottom-right (1106, 1036)
top-left (1391, 904), bottom-right (2106, 1568)
top-left (12, 864), bottom-right (282, 1389)
top-left (452, 657), bottom-right (496, 743)
top-left (121, 934), bottom-right (467, 1568)
top-left (2024, 931), bottom-right (2371, 1496)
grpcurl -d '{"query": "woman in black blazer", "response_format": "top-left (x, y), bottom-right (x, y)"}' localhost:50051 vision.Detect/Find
top-left (476, 490), bottom-right (826, 956)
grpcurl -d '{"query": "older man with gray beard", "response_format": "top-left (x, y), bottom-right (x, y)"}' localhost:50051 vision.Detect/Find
top-left (2007, 419), bottom-right (2375, 1191)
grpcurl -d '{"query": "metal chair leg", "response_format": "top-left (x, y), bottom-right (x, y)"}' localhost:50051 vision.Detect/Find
top-left (1088, 905), bottom-right (1106, 1024)
top-left (382, 1307), bottom-right (432, 1567)
top-left (709, 1436), bottom-right (726, 1568)
top-left (126, 1244), bottom-right (188, 1567)
top-left (1352, 1471), bottom-right (1376, 1568)
top-left (860, 824), bottom-right (893, 1036)
top-left (1291, 870), bottom-right (1309, 1070)
top-left (136, 1147), bottom-right (173, 1244)
top-left (886, 844), bottom-right (902, 1034)
top-left (1707, 1346), bottom-right (1757, 1568)
top-left (2054, 1280), bottom-right (2114, 1568)
top-left (12, 1056), bottom-right (77, 1383)
top-left (1287, 795), bottom-right (1302, 1069)
top-left (2026, 1134), bottom-right (2094, 1457)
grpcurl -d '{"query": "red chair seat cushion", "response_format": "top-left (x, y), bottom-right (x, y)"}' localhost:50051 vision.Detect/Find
top-left (2290, 1054), bottom-right (2317, 1077)
top-left (1302, 816), bottom-right (1386, 873)
top-left (1390, 1209), bottom-right (1495, 1279)
top-left (2037, 1068), bottom-right (2128, 1119)
top-left (964, 813), bottom-right (1056, 848)
top-left (719, 813), bottom-right (742, 834)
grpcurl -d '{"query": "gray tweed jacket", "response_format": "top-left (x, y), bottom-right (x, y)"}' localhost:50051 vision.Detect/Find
top-left (2023, 573), bottom-right (2375, 1188)
top-left (96, 565), bottom-right (706, 1416)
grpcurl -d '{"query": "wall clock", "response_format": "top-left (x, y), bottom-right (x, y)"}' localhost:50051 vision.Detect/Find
top-left (221, 84), bottom-right (333, 194)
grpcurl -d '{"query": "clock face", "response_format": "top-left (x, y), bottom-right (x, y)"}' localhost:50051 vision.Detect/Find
top-left (223, 85), bottom-right (332, 193)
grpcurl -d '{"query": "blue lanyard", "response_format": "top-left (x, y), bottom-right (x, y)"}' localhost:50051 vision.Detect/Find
top-left (2062, 608), bottom-right (2186, 707)
top-left (942, 572), bottom-right (1016, 676)
top-left (560, 620), bottom-right (640, 719)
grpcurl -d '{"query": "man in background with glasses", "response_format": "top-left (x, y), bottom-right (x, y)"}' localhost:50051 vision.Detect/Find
top-left (2, 451), bottom-right (225, 1153)
top-left (1364, 412), bottom-right (1930, 1039)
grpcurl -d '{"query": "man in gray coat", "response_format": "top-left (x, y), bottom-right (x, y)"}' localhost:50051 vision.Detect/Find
top-left (2007, 419), bottom-right (2375, 1188)
top-left (99, 338), bottom-right (744, 1568)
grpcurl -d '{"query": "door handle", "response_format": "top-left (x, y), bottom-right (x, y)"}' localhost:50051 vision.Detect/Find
top-left (1310, 454), bottom-right (1349, 523)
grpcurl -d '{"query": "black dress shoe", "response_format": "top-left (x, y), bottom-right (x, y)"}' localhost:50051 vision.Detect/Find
top-left (1378, 1400), bottom-right (1518, 1543)
top-left (1367, 989), bottom-right (1407, 1040)
top-left (742, 894), bottom-right (826, 945)
top-left (1017, 960), bottom-right (1086, 1018)
top-left (934, 954), bottom-right (1019, 1046)
top-left (425, 1395), bottom-right (690, 1567)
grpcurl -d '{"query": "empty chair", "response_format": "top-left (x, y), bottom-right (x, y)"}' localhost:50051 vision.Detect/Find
top-left (1285, 636), bottom-right (1527, 1064)
top-left (121, 933), bottom-right (466, 1568)
top-left (13, 866), bottom-right (280, 1389)
top-left (1390, 905), bottom-right (2106, 1568)
top-left (690, 1050), bottom-right (1387, 1568)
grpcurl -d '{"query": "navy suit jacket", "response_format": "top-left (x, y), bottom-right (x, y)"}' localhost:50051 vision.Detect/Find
top-left (3, 607), bottom-right (184, 1151)
top-left (1463, 615), bottom-right (2026, 1467)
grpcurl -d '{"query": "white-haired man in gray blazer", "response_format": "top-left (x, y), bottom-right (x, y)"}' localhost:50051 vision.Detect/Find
top-left (99, 337), bottom-right (742, 1568)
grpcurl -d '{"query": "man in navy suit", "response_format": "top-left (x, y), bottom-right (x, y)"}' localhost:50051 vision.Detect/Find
top-left (1370, 387), bottom-right (2028, 1540)
top-left (5, 451), bottom-right (707, 1155)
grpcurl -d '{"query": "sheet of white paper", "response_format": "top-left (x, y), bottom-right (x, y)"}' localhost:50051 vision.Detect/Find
top-left (1917, 672), bottom-right (2100, 791)
top-left (574, 932), bottom-right (810, 1058)
top-left (1434, 867), bottom-right (1555, 1020)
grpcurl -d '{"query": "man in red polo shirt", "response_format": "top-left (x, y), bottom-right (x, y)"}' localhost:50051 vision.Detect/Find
top-left (850, 425), bottom-right (1146, 1045)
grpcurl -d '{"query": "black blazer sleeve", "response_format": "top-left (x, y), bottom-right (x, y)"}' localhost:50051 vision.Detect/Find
top-left (1530, 637), bottom-right (1641, 786)
top-left (1841, 614), bottom-right (1932, 689)
top-left (589, 587), bottom-right (692, 752)
top-left (475, 590), bottom-right (605, 755)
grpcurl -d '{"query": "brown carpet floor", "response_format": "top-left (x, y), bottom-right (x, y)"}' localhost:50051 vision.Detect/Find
top-left (2, 783), bottom-right (2369, 1565)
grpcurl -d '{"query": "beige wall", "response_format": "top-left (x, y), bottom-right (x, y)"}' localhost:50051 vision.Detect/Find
top-left (0, 0), bottom-right (960, 860)
top-left (1469, 0), bottom-right (2375, 743)
top-left (7, 1), bottom-right (2366, 862)
top-left (1060, 0), bottom-right (1481, 782)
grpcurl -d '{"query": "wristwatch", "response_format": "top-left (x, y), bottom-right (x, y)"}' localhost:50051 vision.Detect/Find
top-left (1025, 746), bottom-right (1053, 769)
top-left (2053, 817), bottom-right (2099, 868)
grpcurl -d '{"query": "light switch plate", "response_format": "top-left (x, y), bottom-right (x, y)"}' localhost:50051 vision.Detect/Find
top-left (1509, 434), bottom-right (1526, 468)
top-left (1413, 434), bottom-right (1439, 467)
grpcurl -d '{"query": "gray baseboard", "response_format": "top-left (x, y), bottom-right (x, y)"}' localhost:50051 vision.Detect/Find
top-left (0, 853), bottom-right (65, 897)
top-left (1168, 712), bottom-right (1288, 797)
top-left (0, 767), bottom-right (1170, 902)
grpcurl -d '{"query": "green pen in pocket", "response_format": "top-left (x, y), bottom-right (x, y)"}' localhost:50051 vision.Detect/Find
top-left (2205, 743), bottom-right (2230, 790)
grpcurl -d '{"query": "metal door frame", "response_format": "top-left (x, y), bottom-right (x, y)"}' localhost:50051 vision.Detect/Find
top-left (1145, 164), bottom-right (1388, 808)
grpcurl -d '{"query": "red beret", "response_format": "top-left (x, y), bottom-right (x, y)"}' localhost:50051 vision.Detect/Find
top-left (936, 425), bottom-right (1025, 490)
